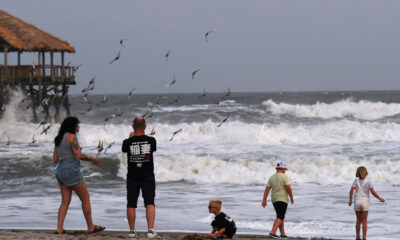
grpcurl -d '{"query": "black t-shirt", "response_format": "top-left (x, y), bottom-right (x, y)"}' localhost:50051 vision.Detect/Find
top-left (211, 212), bottom-right (236, 238)
top-left (122, 135), bottom-right (157, 180)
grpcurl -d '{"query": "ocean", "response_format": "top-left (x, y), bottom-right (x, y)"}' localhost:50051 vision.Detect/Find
top-left (0, 90), bottom-right (399, 240)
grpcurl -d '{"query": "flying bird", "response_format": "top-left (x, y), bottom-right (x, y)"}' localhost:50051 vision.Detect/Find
top-left (96, 94), bottom-right (108, 106)
top-left (128, 88), bottom-right (136, 102)
top-left (104, 108), bottom-right (123, 125)
top-left (109, 51), bottom-right (121, 64)
top-left (170, 128), bottom-right (182, 142)
top-left (31, 135), bottom-right (36, 144)
top-left (96, 140), bottom-right (104, 156)
top-left (120, 39), bottom-right (126, 48)
top-left (165, 50), bottom-right (172, 61)
top-left (168, 95), bottom-right (180, 104)
top-left (41, 125), bottom-right (53, 135)
top-left (217, 115), bottom-right (230, 127)
top-left (143, 107), bottom-right (154, 119)
top-left (36, 121), bottom-right (47, 129)
top-left (88, 77), bottom-right (95, 91)
top-left (149, 127), bottom-right (156, 136)
top-left (204, 31), bottom-right (214, 42)
top-left (192, 69), bottom-right (200, 80)
top-left (197, 88), bottom-right (207, 98)
top-left (167, 76), bottom-right (176, 87)
top-left (104, 142), bottom-right (115, 153)
top-left (30, 61), bottom-right (36, 76)
top-left (224, 87), bottom-right (231, 98)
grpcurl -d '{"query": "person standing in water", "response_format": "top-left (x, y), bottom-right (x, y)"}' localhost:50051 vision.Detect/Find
top-left (349, 166), bottom-right (385, 240)
top-left (53, 117), bottom-right (105, 234)
top-left (122, 117), bottom-right (159, 239)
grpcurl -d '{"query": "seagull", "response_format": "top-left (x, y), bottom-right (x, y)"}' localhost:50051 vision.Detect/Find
top-left (204, 31), bottom-right (214, 42)
top-left (170, 128), bottom-right (182, 142)
top-left (109, 51), bottom-right (121, 64)
top-left (30, 61), bottom-right (36, 76)
top-left (143, 107), bottom-right (153, 119)
top-left (197, 87), bottom-right (207, 98)
top-left (192, 69), bottom-right (200, 80)
top-left (168, 95), bottom-right (180, 104)
top-left (41, 125), bottom-right (53, 135)
top-left (88, 77), bottom-right (95, 91)
top-left (149, 126), bottom-right (156, 136)
top-left (224, 87), bottom-right (231, 98)
top-left (104, 142), bottom-right (115, 153)
top-left (96, 94), bottom-right (108, 106)
top-left (104, 107), bottom-right (123, 125)
top-left (167, 76), bottom-right (176, 87)
top-left (128, 88), bottom-right (136, 102)
top-left (120, 39), bottom-right (126, 48)
top-left (6, 137), bottom-right (11, 146)
top-left (31, 135), bottom-right (36, 144)
top-left (1, 104), bottom-right (5, 112)
top-left (217, 115), bottom-right (230, 127)
top-left (80, 105), bottom-right (93, 114)
top-left (36, 121), bottom-right (47, 129)
top-left (165, 50), bottom-right (172, 61)
top-left (41, 97), bottom-right (50, 107)
top-left (96, 140), bottom-right (104, 157)
top-left (81, 92), bottom-right (91, 104)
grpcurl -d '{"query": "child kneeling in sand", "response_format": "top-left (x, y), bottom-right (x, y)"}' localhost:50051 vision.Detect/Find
top-left (348, 166), bottom-right (385, 240)
top-left (208, 199), bottom-right (236, 239)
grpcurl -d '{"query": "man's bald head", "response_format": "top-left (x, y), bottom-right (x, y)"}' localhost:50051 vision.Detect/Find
top-left (133, 117), bottom-right (146, 130)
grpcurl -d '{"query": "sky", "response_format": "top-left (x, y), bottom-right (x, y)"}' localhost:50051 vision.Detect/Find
top-left (2, 0), bottom-right (400, 94)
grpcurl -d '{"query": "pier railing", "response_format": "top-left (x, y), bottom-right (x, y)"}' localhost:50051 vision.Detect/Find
top-left (0, 65), bottom-right (76, 86)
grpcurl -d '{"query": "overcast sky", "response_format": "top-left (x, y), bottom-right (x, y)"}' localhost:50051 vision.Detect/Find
top-left (2, 1), bottom-right (400, 94)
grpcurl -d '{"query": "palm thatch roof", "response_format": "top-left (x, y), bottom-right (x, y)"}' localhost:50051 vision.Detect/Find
top-left (0, 10), bottom-right (75, 53)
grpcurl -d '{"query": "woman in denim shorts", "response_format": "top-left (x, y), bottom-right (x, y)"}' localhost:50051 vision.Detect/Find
top-left (53, 117), bottom-right (105, 234)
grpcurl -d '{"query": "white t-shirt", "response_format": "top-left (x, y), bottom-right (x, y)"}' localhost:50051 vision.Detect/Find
top-left (352, 178), bottom-right (374, 197)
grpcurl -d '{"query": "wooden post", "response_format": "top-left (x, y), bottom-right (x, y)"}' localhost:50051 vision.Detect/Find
top-left (50, 51), bottom-right (54, 81)
top-left (62, 84), bottom-right (71, 117)
top-left (37, 51), bottom-right (42, 113)
top-left (17, 51), bottom-right (21, 87)
top-left (61, 51), bottom-right (65, 82)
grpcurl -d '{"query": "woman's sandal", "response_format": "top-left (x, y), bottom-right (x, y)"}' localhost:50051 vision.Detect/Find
top-left (88, 225), bottom-right (105, 234)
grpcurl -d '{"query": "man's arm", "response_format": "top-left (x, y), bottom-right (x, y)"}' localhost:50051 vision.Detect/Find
top-left (285, 185), bottom-right (294, 204)
top-left (262, 186), bottom-right (271, 207)
top-left (122, 139), bottom-right (129, 153)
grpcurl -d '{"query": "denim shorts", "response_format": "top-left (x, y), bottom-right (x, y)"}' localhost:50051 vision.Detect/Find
top-left (55, 158), bottom-right (83, 187)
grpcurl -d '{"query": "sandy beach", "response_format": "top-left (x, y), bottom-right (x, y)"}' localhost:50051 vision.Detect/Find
top-left (0, 230), bottom-right (340, 240)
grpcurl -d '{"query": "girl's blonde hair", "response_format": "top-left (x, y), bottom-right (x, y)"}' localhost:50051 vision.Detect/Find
top-left (356, 166), bottom-right (368, 179)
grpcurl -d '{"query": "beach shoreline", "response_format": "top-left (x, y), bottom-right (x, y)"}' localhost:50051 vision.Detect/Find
top-left (0, 229), bottom-right (341, 240)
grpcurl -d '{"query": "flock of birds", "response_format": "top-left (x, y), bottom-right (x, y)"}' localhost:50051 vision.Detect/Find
top-left (2, 30), bottom-right (233, 155)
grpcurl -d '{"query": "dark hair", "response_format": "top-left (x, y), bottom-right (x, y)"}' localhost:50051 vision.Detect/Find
top-left (54, 117), bottom-right (80, 146)
top-left (133, 117), bottom-right (146, 129)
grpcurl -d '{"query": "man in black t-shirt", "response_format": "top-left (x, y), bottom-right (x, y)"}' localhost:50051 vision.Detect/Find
top-left (122, 117), bottom-right (159, 239)
top-left (208, 199), bottom-right (236, 239)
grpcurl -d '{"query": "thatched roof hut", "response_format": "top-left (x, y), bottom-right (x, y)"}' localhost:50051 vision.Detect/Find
top-left (0, 10), bottom-right (75, 52)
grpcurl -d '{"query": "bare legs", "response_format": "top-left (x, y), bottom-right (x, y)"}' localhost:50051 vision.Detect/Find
top-left (57, 182), bottom-right (95, 233)
top-left (57, 185), bottom-right (72, 233)
top-left (270, 218), bottom-right (285, 236)
top-left (127, 205), bottom-right (155, 231)
top-left (356, 211), bottom-right (368, 240)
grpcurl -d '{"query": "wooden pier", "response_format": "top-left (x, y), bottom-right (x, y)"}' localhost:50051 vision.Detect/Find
top-left (0, 10), bottom-right (76, 123)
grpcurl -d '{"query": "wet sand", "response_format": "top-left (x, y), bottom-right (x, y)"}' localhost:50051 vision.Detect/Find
top-left (0, 230), bottom-right (340, 240)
